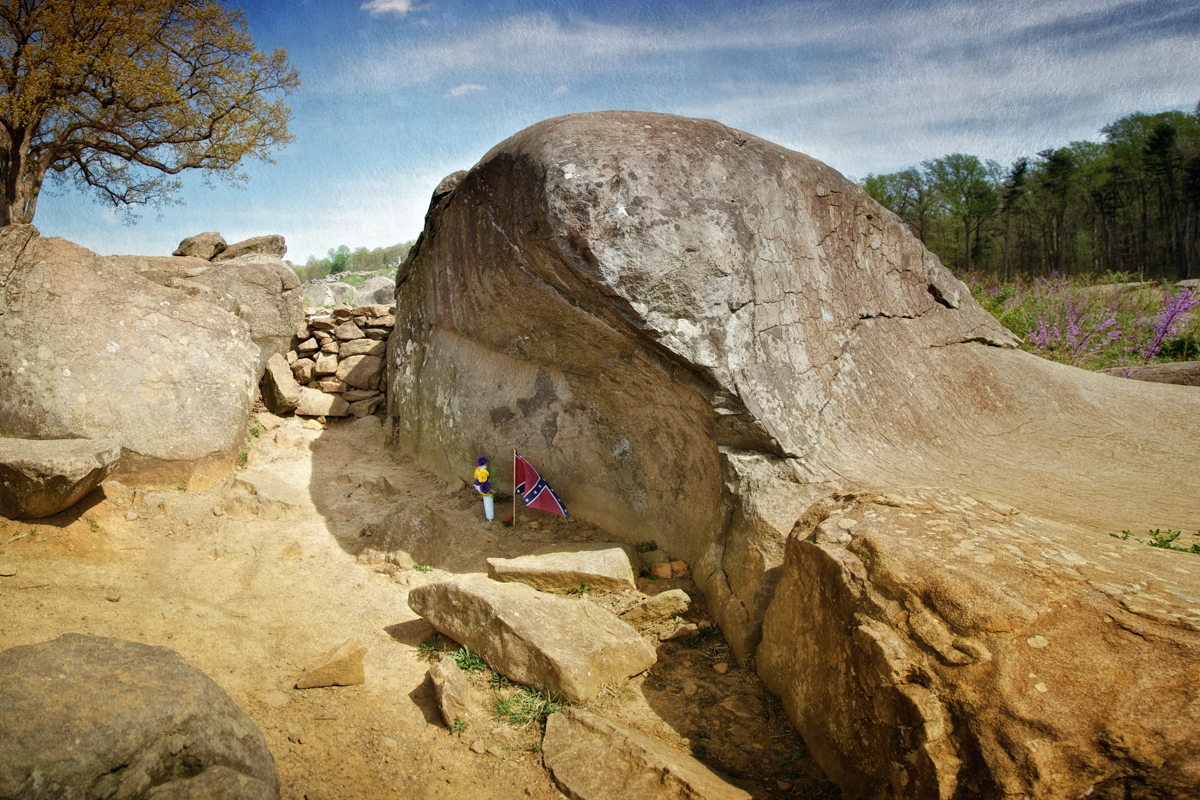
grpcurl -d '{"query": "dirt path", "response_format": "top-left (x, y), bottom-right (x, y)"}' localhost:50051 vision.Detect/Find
top-left (0, 414), bottom-right (838, 799)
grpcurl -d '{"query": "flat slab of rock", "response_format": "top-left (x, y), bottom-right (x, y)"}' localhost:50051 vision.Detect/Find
top-left (0, 438), bottom-right (121, 519)
top-left (296, 387), bottom-right (349, 418)
top-left (0, 634), bottom-right (278, 799)
top-left (543, 707), bottom-right (751, 800)
top-left (408, 575), bottom-right (656, 703)
top-left (487, 544), bottom-right (637, 590)
top-left (260, 353), bottom-right (301, 415)
top-left (621, 589), bottom-right (691, 627)
top-left (213, 234), bottom-right (287, 261)
top-left (757, 487), bottom-right (1200, 800)
top-left (295, 638), bottom-right (367, 689)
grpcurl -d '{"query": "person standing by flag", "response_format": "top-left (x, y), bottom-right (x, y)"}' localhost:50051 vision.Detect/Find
top-left (473, 455), bottom-right (495, 521)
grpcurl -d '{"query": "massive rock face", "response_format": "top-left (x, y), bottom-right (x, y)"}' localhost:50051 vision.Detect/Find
top-left (389, 111), bottom-right (1200, 797)
top-left (0, 226), bottom-right (260, 487)
top-left (758, 488), bottom-right (1200, 799)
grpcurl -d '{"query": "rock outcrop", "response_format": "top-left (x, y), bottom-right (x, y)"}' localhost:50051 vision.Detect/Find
top-left (0, 227), bottom-right (260, 487)
top-left (187, 254), bottom-right (304, 364)
top-left (408, 575), bottom-right (656, 703)
top-left (0, 634), bottom-right (278, 799)
top-left (356, 276), bottom-right (395, 305)
top-left (214, 234), bottom-right (287, 261)
top-left (387, 111), bottom-right (1200, 798)
top-left (173, 231), bottom-right (227, 260)
top-left (0, 437), bottom-right (121, 519)
top-left (758, 487), bottom-right (1200, 799)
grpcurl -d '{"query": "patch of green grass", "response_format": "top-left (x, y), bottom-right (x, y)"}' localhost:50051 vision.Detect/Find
top-left (86, 517), bottom-right (98, 533)
top-left (249, 422), bottom-right (261, 438)
top-left (449, 646), bottom-right (487, 673)
top-left (450, 717), bottom-right (468, 734)
top-left (236, 451), bottom-right (248, 469)
top-left (566, 584), bottom-right (590, 597)
top-left (635, 540), bottom-right (658, 553)
top-left (491, 686), bottom-right (564, 729)
top-left (416, 634), bottom-right (445, 663)
top-left (1112, 528), bottom-right (1200, 554)
top-left (413, 563), bottom-right (433, 573)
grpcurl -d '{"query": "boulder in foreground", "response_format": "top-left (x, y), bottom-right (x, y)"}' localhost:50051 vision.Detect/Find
top-left (0, 438), bottom-right (120, 519)
top-left (0, 634), bottom-right (278, 800)
top-left (757, 487), bottom-right (1200, 800)
top-left (542, 707), bottom-right (751, 800)
top-left (408, 575), bottom-right (655, 703)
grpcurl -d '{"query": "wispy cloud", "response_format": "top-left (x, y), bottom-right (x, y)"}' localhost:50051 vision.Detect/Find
top-left (360, 0), bottom-right (423, 16)
top-left (444, 83), bottom-right (486, 98)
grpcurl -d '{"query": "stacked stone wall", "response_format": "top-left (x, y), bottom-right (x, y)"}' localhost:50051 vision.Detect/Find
top-left (286, 303), bottom-right (394, 418)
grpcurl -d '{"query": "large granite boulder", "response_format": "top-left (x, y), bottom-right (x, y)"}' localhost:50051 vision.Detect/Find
top-left (0, 226), bottom-right (260, 487)
top-left (302, 281), bottom-right (355, 308)
top-left (0, 634), bottom-right (278, 799)
top-left (387, 112), bottom-right (1200, 797)
top-left (0, 437), bottom-right (121, 519)
top-left (185, 254), bottom-right (305, 364)
top-left (356, 275), bottom-right (395, 306)
top-left (758, 487), bottom-right (1200, 799)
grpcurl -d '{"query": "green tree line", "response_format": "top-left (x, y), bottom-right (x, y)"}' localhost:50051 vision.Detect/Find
top-left (862, 102), bottom-right (1200, 282)
top-left (294, 241), bottom-right (415, 283)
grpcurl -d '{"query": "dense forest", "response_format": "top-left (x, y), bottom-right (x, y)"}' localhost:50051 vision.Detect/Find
top-left (862, 103), bottom-right (1200, 283)
top-left (293, 240), bottom-right (414, 283)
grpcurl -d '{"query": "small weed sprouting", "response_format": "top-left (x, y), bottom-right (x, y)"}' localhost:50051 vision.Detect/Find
top-left (636, 540), bottom-right (658, 553)
top-left (86, 518), bottom-right (99, 533)
top-left (1112, 528), bottom-right (1200, 554)
top-left (176, 483), bottom-right (187, 492)
top-left (566, 584), bottom-right (590, 597)
top-left (450, 717), bottom-right (468, 735)
top-left (527, 742), bottom-right (543, 755)
top-left (416, 634), bottom-right (445, 663)
top-left (236, 451), bottom-right (248, 469)
top-left (450, 646), bottom-right (487, 673)
top-left (413, 563), bottom-right (433, 573)
top-left (250, 422), bottom-right (261, 438)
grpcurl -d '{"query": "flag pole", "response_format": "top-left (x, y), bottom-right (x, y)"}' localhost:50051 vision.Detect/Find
top-left (512, 449), bottom-right (517, 528)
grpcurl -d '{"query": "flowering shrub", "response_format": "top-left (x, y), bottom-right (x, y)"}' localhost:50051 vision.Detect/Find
top-left (971, 274), bottom-right (1198, 372)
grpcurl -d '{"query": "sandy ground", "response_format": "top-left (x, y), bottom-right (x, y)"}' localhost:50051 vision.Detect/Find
top-left (0, 413), bottom-right (840, 799)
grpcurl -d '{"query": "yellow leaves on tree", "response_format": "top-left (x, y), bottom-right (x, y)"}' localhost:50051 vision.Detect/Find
top-left (0, 0), bottom-right (300, 224)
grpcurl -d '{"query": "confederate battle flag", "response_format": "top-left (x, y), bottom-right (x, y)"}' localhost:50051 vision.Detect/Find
top-left (513, 452), bottom-right (569, 517)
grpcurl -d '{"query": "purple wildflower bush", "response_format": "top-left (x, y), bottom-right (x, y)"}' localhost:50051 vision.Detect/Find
top-left (971, 274), bottom-right (1199, 373)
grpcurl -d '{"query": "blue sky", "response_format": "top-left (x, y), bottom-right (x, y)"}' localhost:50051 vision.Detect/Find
top-left (33, 0), bottom-right (1200, 265)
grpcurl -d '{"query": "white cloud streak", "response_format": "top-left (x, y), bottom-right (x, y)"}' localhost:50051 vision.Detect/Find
top-left (444, 83), bottom-right (486, 98)
top-left (360, 0), bottom-right (422, 16)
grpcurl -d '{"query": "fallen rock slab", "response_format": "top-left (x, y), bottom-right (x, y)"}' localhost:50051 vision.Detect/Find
top-left (542, 707), bottom-right (751, 800)
top-left (429, 656), bottom-right (474, 728)
top-left (486, 545), bottom-right (636, 591)
top-left (295, 637), bottom-right (367, 689)
top-left (0, 438), bottom-right (121, 519)
top-left (0, 633), bottom-right (278, 799)
top-left (757, 487), bottom-right (1200, 800)
top-left (621, 589), bottom-right (692, 627)
top-left (296, 387), bottom-right (349, 418)
top-left (260, 353), bottom-right (301, 415)
top-left (213, 234), bottom-right (287, 261)
top-left (408, 575), bottom-right (655, 703)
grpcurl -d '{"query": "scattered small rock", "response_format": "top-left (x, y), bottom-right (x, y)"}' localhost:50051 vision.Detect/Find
top-left (660, 623), bottom-right (698, 641)
top-left (429, 656), bottom-right (474, 729)
top-left (294, 637), bottom-right (367, 689)
top-left (125, 511), bottom-right (138, 521)
top-left (713, 663), bottom-right (729, 675)
top-left (651, 563), bottom-right (673, 580)
top-left (621, 589), bottom-right (691, 627)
